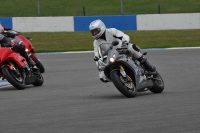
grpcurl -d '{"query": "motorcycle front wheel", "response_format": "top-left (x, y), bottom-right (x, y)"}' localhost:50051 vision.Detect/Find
top-left (2, 66), bottom-right (26, 90)
top-left (30, 54), bottom-right (45, 73)
top-left (110, 70), bottom-right (137, 98)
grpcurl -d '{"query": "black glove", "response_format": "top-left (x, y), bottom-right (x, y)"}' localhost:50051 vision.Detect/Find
top-left (94, 56), bottom-right (99, 61)
top-left (12, 41), bottom-right (24, 52)
top-left (132, 44), bottom-right (140, 52)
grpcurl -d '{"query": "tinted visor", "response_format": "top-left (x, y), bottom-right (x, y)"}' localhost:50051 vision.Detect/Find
top-left (91, 28), bottom-right (101, 36)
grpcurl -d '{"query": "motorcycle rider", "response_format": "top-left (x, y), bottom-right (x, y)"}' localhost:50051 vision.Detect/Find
top-left (0, 24), bottom-right (38, 70)
top-left (89, 19), bottom-right (156, 82)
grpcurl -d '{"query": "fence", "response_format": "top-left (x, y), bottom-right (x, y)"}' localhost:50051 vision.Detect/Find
top-left (0, 0), bottom-right (200, 17)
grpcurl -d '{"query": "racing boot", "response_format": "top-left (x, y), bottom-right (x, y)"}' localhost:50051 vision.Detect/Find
top-left (138, 56), bottom-right (156, 74)
top-left (99, 71), bottom-right (109, 83)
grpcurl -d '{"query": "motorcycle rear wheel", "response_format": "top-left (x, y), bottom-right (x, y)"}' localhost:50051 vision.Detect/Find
top-left (110, 70), bottom-right (137, 98)
top-left (2, 66), bottom-right (26, 90)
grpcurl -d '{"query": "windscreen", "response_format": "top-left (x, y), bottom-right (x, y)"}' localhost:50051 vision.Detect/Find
top-left (98, 43), bottom-right (112, 57)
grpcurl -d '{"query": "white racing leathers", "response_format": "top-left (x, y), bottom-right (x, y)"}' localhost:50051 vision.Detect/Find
top-left (93, 28), bottom-right (142, 81)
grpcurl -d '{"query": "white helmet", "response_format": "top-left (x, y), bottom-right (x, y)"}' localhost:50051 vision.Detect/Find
top-left (89, 19), bottom-right (106, 39)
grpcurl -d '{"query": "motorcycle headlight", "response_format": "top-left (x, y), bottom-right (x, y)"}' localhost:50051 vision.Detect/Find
top-left (109, 54), bottom-right (116, 63)
top-left (110, 57), bottom-right (115, 62)
top-left (25, 48), bottom-right (29, 52)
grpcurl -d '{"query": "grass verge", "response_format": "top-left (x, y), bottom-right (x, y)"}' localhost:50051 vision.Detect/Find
top-left (22, 29), bottom-right (200, 52)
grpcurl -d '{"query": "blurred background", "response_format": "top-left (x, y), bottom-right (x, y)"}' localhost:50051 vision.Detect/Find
top-left (0, 0), bottom-right (199, 17)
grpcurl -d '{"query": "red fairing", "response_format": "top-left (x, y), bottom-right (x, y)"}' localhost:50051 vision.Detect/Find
top-left (17, 35), bottom-right (35, 52)
top-left (7, 31), bottom-right (38, 58)
top-left (0, 47), bottom-right (27, 68)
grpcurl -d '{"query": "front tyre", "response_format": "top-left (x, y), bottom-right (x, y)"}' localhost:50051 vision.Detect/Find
top-left (110, 70), bottom-right (137, 98)
top-left (149, 71), bottom-right (164, 93)
top-left (30, 54), bottom-right (45, 73)
top-left (2, 66), bottom-right (26, 90)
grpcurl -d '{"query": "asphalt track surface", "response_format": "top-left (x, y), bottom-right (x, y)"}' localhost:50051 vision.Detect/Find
top-left (0, 49), bottom-right (200, 133)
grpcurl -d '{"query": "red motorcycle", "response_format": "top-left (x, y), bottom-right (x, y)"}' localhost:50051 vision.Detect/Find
top-left (3, 30), bottom-right (45, 73)
top-left (0, 46), bottom-right (44, 90)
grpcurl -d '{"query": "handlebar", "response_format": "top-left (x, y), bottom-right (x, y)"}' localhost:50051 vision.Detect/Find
top-left (116, 47), bottom-right (128, 54)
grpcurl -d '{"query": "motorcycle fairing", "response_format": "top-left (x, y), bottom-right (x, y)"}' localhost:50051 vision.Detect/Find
top-left (106, 49), bottom-right (153, 91)
top-left (99, 42), bottom-right (154, 91)
top-left (114, 59), bottom-right (153, 91)
top-left (17, 35), bottom-right (34, 52)
top-left (0, 47), bottom-right (27, 68)
top-left (17, 35), bottom-right (39, 58)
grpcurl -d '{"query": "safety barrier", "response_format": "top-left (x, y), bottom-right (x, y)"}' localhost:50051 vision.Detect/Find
top-left (74, 15), bottom-right (137, 31)
top-left (0, 13), bottom-right (199, 32)
top-left (0, 17), bottom-right (12, 28)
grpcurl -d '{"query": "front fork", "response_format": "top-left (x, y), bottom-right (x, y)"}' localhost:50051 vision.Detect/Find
top-left (118, 64), bottom-right (133, 83)
top-left (7, 59), bottom-right (21, 77)
top-left (119, 64), bottom-right (126, 78)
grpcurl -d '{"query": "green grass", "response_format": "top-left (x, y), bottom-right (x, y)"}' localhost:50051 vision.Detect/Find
top-left (1, 1), bottom-right (199, 52)
top-left (0, 0), bottom-right (200, 17)
top-left (22, 29), bottom-right (200, 52)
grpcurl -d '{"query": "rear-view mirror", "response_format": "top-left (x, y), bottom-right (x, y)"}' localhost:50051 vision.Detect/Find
top-left (112, 41), bottom-right (119, 46)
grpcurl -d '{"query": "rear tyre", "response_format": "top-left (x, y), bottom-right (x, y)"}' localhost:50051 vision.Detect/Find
top-left (30, 54), bottom-right (45, 73)
top-left (149, 71), bottom-right (164, 93)
top-left (2, 66), bottom-right (26, 90)
top-left (110, 70), bottom-right (137, 98)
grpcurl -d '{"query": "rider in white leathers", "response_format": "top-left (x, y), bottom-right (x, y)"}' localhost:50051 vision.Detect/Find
top-left (89, 19), bottom-right (156, 82)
